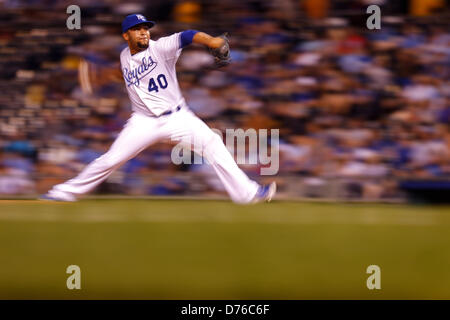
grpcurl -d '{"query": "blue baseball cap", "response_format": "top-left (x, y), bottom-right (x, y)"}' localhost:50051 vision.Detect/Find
top-left (122, 14), bottom-right (155, 33)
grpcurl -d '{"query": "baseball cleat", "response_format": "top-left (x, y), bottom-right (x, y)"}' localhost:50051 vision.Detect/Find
top-left (38, 193), bottom-right (76, 202)
top-left (252, 182), bottom-right (276, 203)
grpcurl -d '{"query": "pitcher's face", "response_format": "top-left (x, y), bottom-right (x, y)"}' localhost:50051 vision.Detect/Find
top-left (123, 24), bottom-right (150, 53)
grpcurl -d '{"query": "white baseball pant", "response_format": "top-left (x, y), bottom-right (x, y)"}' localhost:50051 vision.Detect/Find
top-left (47, 107), bottom-right (260, 203)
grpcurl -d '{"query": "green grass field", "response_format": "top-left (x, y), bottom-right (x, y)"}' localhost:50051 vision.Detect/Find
top-left (0, 199), bottom-right (449, 299)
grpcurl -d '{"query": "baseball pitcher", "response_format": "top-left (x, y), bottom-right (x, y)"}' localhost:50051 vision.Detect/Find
top-left (41, 14), bottom-right (276, 203)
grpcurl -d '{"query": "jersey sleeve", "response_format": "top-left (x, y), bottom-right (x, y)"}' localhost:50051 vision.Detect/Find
top-left (119, 48), bottom-right (127, 80)
top-left (154, 32), bottom-right (183, 61)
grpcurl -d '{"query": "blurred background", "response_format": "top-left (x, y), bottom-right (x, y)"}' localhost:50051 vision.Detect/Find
top-left (0, 0), bottom-right (449, 202)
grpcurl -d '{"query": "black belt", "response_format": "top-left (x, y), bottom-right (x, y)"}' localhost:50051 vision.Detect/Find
top-left (159, 105), bottom-right (182, 117)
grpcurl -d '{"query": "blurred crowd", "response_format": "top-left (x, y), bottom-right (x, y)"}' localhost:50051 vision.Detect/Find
top-left (0, 0), bottom-right (449, 200)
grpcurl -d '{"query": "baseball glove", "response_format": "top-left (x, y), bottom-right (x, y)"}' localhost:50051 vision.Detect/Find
top-left (209, 33), bottom-right (231, 68)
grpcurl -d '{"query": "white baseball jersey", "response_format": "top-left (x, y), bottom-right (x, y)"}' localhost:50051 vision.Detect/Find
top-left (120, 32), bottom-right (187, 117)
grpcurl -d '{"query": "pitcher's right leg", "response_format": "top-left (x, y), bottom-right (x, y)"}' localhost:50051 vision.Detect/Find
top-left (165, 109), bottom-right (264, 204)
top-left (43, 113), bottom-right (161, 201)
